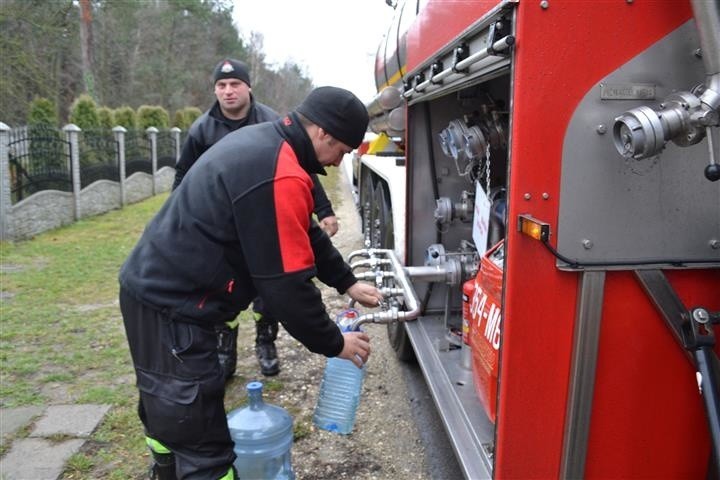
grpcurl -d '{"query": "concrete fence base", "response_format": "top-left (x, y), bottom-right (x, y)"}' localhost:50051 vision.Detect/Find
top-left (0, 122), bottom-right (180, 241)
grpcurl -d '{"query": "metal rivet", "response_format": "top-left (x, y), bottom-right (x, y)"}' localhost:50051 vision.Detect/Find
top-left (540, 0), bottom-right (549, 9)
top-left (542, 192), bottom-right (550, 199)
top-left (581, 239), bottom-right (593, 250)
top-left (596, 124), bottom-right (607, 135)
top-left (524, 193), bottom-right (531, 200)
top-left (692, 308), bottom-right (710, 324)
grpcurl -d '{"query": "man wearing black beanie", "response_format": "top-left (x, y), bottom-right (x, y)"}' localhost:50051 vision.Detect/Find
top-left (173, 59), bottom-right (342, 388)
top-left (173, 58), bottom-right (275, 188)
top-left (120, 86), bottom-right (377, 479)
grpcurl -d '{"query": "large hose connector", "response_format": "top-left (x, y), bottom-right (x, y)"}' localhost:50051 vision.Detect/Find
top-left (613, 0), bottom-right (720, 181)
top-left (612, 92), bottom-right (708, 159)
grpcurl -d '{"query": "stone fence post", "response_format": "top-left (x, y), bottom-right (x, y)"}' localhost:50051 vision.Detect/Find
top-left (63, 123), bottom-right (81, 220)
top-left (147, 127), bottom-right (158, 196)
top-left (171, 127), bottom-right (181, 162)
top-left (0, 122), bottom-right (11, 240)
top-left (113, 126), bottom-right (127, 207)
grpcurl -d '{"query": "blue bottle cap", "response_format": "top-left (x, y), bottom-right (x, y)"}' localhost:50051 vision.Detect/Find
top-left (247, 381), bottom-right (263, 393)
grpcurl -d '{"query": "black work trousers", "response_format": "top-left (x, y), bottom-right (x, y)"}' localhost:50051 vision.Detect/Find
top-left (120, 288), bottom-right (235, 479)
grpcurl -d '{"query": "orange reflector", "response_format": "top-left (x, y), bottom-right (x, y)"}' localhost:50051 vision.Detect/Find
top-left (518, 214), bottom-right (550, 242)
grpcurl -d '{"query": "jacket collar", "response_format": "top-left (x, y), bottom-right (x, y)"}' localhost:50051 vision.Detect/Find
top-left (275, 112), bottom-right (326, 175)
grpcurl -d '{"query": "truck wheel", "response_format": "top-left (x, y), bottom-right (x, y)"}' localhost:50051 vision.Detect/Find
top-left (387, 321), bottom-right (417, 363)
top-left (373, 181), bottom-right (416, 362)
top-left (373, 182), bottom-right (394, 249)
top-left (360, 170), bottom-right (375, 245)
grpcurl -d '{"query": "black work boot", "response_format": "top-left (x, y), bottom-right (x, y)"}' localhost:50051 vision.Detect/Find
top-left (216, 322), bottom-right (238, 381)
top-left (255, 314), bottom-right (280, 376)
top-left (148, 450), bottom-right (176, 480)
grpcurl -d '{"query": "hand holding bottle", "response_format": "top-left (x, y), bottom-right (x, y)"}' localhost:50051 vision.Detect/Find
top-left (339, 331), bottom-right (370, 368)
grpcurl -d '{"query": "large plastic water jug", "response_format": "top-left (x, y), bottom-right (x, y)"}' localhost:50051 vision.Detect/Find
top-left (227, 381), bottom-right (295, 479)
top-left (312, 309), bottom-right (366, 434)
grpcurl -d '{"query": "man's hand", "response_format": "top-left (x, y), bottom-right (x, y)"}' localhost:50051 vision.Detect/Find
top-left (319, 216), bottom-right (339, 237)
top-left (346, 282), bottom-right (383, 308)
top-left (339, 331), bottom-right (371, 368)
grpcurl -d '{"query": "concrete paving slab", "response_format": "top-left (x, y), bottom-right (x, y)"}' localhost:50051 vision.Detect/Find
top-left (0, 406), bottom-right (44, 447)
top-left (0, 437), bottom-right (85, 479)
top-left (30, 404), bottom-right (111, 438)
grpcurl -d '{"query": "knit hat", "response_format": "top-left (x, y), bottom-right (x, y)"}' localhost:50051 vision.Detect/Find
top-left (296, 86), bottom-right (369, 148)
top-left (213, 59), bottom-right (251, 87)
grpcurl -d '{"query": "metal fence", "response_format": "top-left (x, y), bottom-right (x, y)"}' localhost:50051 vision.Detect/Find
top-left (125, 128), bottom-right (153, 176)
top-left (3, 125), bottom-right (181, 205)
top-left (8, 125), bottom-right (72, 202)
top-left (79, 128), bottom-right (120, 188)
top-left (0, 122), bottom-right (182, 240)
top-left (157, 130), bottom-right (177, 169)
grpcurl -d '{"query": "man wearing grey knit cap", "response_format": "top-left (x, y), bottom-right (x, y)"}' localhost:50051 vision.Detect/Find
top-left (119, 86), bottom-right (380, 479)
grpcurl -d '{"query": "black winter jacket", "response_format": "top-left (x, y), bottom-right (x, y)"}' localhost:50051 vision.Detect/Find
top-left (119, 114), bottom-right (355, 357)
top-left (173, 99), bottom-right (335, 220)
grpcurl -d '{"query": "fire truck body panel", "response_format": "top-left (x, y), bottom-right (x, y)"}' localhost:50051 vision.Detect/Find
top-left (587, 270), bottom-right (718, 478)
top-left (499, 2), bottom-right (718, 478)
top-left (353, 0), bottom-right (720, 477)
top-left (557, 21), bottom-right (717, 264)
top-left (405, 1), bottom-right (504, 75)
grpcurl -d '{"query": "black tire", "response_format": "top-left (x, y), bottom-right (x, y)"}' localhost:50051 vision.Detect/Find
top-left (387, 319), bottom-right (416, 363)
top-left (359, 169), bottom-right (375, 246)
top-left (373, 181), bottom-right (416, 363)
top-left (372, 182), bottom-right (394, 249)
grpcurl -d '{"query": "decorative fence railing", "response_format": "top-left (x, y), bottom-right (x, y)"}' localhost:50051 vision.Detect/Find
top-left (0, 123), bottom-right (183, 241)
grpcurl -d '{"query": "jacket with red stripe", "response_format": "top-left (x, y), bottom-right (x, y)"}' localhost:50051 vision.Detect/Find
top-left (172, 99), bottom-right (335, 221)
top-left (118, 113), bottom-right (355, 357)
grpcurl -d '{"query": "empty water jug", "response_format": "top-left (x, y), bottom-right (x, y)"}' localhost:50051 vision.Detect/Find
top-left (312, 308), bottom-right (366, 434)
top-left (227, 381), bottom-right (295, 480)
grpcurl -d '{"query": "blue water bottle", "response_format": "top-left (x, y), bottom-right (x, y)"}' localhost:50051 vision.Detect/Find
top-left (312, 308), bottom-right (366, 434)
top-left (227, 381), bottom-right (295, 480)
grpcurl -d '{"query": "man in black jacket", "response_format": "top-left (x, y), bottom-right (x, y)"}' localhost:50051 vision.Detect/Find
top-left (120, 86), bottom-right (380, 480)
top-left (173, 59), bottom-right (340, 380)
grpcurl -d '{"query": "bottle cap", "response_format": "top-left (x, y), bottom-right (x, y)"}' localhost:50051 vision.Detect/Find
top-left (246, 381), bottom-right (263, 393)
top-left (335, 308), bottom-right (361, 332)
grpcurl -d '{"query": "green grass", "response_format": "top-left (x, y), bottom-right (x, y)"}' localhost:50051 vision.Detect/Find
top-left (0, 194), bottom-right (170, 478)
top-left (0, 168), bottom-right (342, 478)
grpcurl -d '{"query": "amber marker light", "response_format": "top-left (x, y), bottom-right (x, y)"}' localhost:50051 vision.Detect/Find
top-left (518, 214), bottom-right (550, 242)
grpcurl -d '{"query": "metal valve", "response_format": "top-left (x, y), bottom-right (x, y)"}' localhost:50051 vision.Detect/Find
top-left (613, 89), bottom-right (720, 182)
top-left (613, 92), bottom-right (707, 159)
top-left (434, 191), bottom-right (475, 225)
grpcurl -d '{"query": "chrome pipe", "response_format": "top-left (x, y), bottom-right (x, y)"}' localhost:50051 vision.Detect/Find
top-left (350, 249), bottom-right (422, 329)
top-left (350, 258), bottom-right (392, 272)
top-left (691, 0), bottom-right (720, 111)
top-left (404, 35), bottom-right (515, 98)
top-left (354, 271), bottom-right (396, 282)
top-left (405, 265), bottom-right (449, 283)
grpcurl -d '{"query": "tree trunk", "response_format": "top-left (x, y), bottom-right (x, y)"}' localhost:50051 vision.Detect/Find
top-left (79, 0), bottom-right (95, 98)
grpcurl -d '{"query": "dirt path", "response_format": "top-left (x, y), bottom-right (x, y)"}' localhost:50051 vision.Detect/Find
top-left (227, 173), bottom-right (431, 479)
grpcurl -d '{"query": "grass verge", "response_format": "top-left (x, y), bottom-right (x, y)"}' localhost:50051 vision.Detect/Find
top-left (0, 169), bottom-right (341, 478)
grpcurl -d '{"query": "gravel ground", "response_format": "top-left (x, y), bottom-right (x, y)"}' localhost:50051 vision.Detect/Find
top-left (225, 174), bottom-right (432, 480)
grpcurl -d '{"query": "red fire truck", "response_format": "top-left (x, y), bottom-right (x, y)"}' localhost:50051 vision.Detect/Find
top-left (345, 0), bottom-right (720, 478)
